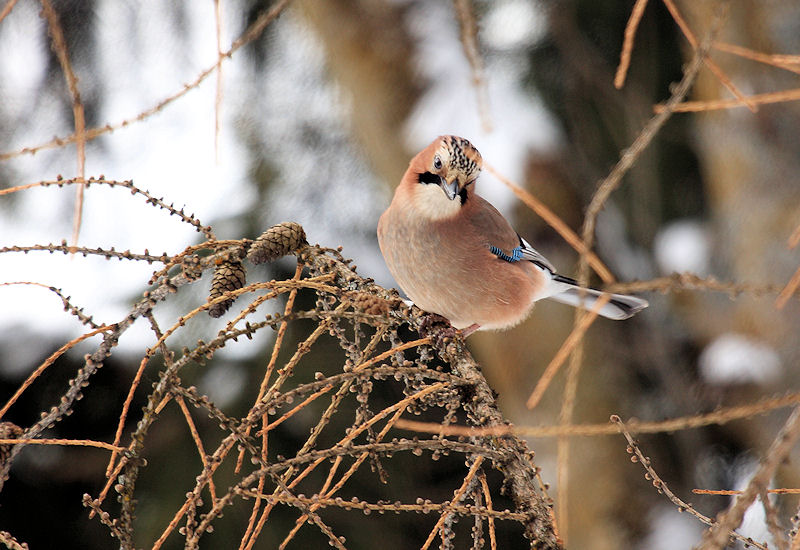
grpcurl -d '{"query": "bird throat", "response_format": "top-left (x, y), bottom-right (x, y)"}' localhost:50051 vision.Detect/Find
top-left (411, 182), bottom-right (462, 220)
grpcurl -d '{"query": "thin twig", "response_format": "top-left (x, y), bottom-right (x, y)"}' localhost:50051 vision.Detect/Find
top-left (580, 16), bottom-right (716, 280)
top-left (175, 395), bottom-right (217, 504)
top-left (0, 438), bottom-right (124, 452)
top-left (607, 272), bottom-right (787, 297)
top-left (0, 0), bottom-right (19, 24)
top-left (90, 456), bottom-right (127, 519)
top-left (556, 316), bottom-right (586, 543)
top-left (776, 264), bottom-right (800, 310)
top-left (452, 0), bottom-right (492, 132)
top-left (213, 0), bottom-right (223, 163)
top-left (759, 488), bottom-right (789, 550)
top-left (694, 488), bottom-right (800, 495)
top-left (0, 325), bottom-right (112, 420)
top-left (105, 356), bottom-right (149, 477)
top-left (656, 87), bottom-right (800, 113)
top-left (714, 41), bottom-right (800, 75)
top-left (238, 489), bottom-right (528, 520)
top-left (479, 471), bottom-right (497, 550)
top-left (0, 177), bottom-right (215, 239)
top-left (0, 529), bottom-right (27, 550)
top-left (236, 262), bottom-right (304, 472)
top-left (39, 0), bottom-right (88, 246)
top-left (484, 162), bottom-right (614, 283)
top-left (697, 406), bottom-right (800, 549)
top-left (661, 0), bottom-right (756, 112)
top-left (0, 281), bottom-right (101, 328)
top-left (614, 0), bottom-right (649, 89)
top-left (789, 223), bottom-right (800, 249)
top-left (613, 415), bottom-right (768, 550)
top-left (526, 295), bottom-right (610, 410)
top-left (421, 456), bottom-right (485, 550)
top-left (399, 391), bottom-right (800, 438)
top-left (0, 0), bottom-right (291, 163)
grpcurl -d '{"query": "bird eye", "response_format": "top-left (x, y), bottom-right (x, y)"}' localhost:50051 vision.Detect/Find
top-left (433, 155), bottom-right (443, 170)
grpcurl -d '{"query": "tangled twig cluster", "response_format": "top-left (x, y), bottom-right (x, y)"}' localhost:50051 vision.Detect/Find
top-left (0, 216), bottom-right (561, 549)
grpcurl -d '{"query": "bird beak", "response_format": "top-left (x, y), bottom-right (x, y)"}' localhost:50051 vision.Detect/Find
top-left (439, 178), bottom-right (459, 201)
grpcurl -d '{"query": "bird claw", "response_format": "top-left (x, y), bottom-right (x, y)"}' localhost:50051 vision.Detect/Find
top-left (418, 313), bottom-right (458, 348)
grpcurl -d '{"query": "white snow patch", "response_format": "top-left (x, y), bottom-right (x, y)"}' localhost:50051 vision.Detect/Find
top-left (636, 505), bottom-right (703, 550)
top-left (699, 333), bottom-right (781, 385)
top-left (483, 0), bottom-right (546, 50)
top-left (653, 219), bottom-right (711, 275)
top-left (0, 1), bottom-right (252, 350)
top-left (0, 5), bottom-right (386, 370)
top-left (0, 1), bottom-right (46, 105)
top-left (739, 498), bottom-right (773, 548)
top-left (731, 459), bottom-right (776, 548)
top-left (197, 363), bottom-right (248, 410)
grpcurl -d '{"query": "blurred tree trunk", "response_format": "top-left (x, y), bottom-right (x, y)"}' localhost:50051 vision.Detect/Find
top-left (295, 0), bottom-right (420, 186)
top-left (682, 1), bottom-right (800, 349)
top-left (681, 0), bottom-right (800, 492)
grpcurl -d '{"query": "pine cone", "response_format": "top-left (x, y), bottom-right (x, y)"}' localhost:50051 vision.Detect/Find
top-left (208, 258), bottom-right (246, 318)
top-left (247, 222), bottom-right (307, 265)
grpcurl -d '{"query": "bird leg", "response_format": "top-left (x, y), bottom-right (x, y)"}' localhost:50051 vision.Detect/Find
top-left (458, 323), bottom-right (481, 338)
top-left (418, 314), bottom-right (482, 347)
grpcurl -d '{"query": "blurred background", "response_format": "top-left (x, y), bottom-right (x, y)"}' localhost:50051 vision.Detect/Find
top-left (2, 0), bottom-right (800, 548)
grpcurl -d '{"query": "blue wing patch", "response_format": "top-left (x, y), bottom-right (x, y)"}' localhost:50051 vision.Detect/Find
top-left (490, 236), bottom-right (557, 273)
top-left (489, 245), bottom-right (523, 263)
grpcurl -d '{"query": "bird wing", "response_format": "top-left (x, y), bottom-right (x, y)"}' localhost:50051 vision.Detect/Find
top-left (466, 194), bottom-right (556, 272)
top-left (517, 235), bottom-right (555, 273)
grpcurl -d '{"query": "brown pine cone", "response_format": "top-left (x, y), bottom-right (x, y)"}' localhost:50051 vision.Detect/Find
top-left (247, 222), bottom-right (307, 265)
top-left (208, 258), bottom-right (246, 318)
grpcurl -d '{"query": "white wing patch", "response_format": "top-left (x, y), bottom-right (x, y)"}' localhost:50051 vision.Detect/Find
top-left (517, 236), bottom-right (555, 272)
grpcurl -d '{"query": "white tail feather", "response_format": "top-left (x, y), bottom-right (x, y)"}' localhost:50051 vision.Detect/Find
top-left (547, 286), bottom-right (648, 320)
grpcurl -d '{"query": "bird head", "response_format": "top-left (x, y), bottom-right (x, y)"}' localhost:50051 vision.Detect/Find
top-left (413, 135), bottom-right (483, 202)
